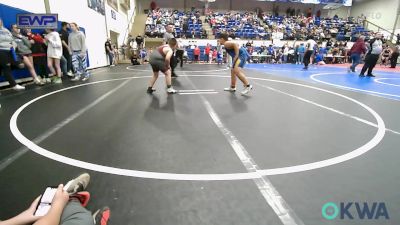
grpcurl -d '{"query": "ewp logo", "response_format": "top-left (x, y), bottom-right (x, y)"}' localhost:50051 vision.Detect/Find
top-left (322, 202), bottom-right (389, 220)
top-left (17, 14), bottom-right (58, 29)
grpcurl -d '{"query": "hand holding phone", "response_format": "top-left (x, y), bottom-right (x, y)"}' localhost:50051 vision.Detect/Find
top-left (34, 184), bottom-right (69, 216)
top-left (34, 187), bottom-right (57, 216)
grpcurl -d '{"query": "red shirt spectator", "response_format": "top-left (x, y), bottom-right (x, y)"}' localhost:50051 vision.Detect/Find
top-left (194, 46), bottom-right (200, 56)
top-left (349, 38), bottom-right (367, 55)
top-left (205, 45), bottom-right (210, 55)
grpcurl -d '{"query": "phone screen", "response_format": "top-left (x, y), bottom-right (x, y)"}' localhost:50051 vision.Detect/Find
top-left (34, 187), bottom-right (57, 216)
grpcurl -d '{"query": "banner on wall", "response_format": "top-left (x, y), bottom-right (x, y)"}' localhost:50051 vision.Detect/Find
top-left (17, 14), bottom-right (58, 29)
top-left (87, 0), bottom-right (105, 15)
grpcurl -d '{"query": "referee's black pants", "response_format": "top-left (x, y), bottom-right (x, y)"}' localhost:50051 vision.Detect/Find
top-left (360, 54), bottom-right (379, 76)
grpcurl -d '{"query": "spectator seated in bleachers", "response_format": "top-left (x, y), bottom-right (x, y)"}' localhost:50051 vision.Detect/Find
top-left (144, 8), bottom-right (205, 39)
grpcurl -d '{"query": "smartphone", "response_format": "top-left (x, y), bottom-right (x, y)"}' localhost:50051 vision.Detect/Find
top-left (34, 187), bottom-right (57, 216)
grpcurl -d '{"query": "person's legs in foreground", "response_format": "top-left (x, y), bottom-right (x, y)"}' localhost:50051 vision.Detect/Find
top-left (61, 173), bottom-right (110, 225)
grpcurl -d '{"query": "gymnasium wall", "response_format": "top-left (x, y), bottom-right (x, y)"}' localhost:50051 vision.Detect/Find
top-left (350, 0), bottom-right (399, 32)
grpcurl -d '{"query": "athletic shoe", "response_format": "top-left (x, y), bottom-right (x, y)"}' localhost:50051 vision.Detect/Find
top-left (45, 78), bottom-right (52, 83)
top-left (241, 85), bottom-right (253, 95)
top-left (147, 87), bottom-right (155, 94)
top-left (167, 87), bottom-right (177, 94)
top-left (359, 74), bottom-right (365, 77)
top-left (65, 173), bottom-right (90, 195)
top-left (34, 78), bottom-right (45, 86)
top-left (171, 73), bottom-right (178, 77)
top-left (224, 87), bottom-right (236, 92)
top-left (81, 74), bottom-right (90, 81)
top-left (71, 76), bottom-right (81, 81)
top-left (67, 71), bottom-right (74, 77)
top-left (367, 74), bottom-right (376, 77)
top-left (53, 77), bottom-right (62, 84)
top-left (347, 67), bottom-right (351, 73)
top-left (12, 84), bottom-right (25, 91)
top-left (302, 67), bottom-right (308, 70)
top-left (93, 207), bottom-right (110, 225)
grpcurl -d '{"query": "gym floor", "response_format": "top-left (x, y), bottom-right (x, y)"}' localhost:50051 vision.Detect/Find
top-left (1, 63), bottom-right (399, 225)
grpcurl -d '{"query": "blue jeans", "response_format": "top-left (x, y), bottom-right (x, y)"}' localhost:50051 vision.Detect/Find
top-left (298, 53), bottom-right (304, 64)
top-left (350, 53), bottom-right (361, 71)
top-left (61, 55), bottom-right (67, 75)
top-left (107, 52), bottom-right (114, 66)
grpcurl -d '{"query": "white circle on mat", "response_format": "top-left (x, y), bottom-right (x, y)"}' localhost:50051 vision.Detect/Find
top-left (126, 66), bottom-right (229, 73)
top-left (374, 78), bottom-right (400, 87)
top-left (10, 75), bottom-right (386, 180)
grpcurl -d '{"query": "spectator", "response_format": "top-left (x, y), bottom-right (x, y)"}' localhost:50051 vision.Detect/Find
top-left (205, 44), bottom-right (210, 63)
top-left (348, 36), bottom-right (366, 72)
top-left (25, 29), bottom-right (50, 83)
top-left (69, 23), bottom-right (90, 81)
top-left (113, 44), bottom-right (118, 65)
top-left (105, 38), bottom-right (114, 67)
top-left (194, 45), bottom-right (200, 63)
top-left (44, 28), bottom-right (63, 84)
top-left (135, 34), bottom-right (144, 49)
top-left (176, 38), bottom-right (184, 68)
top-left (59, 22), bottom-right (73, 76)
top-left (11, 24), bottom-right (44, 85)
top-left (140, 48), bottom-right (147, 64)
top-left (0, 18), bottom-right (25, 91)
top-left (390, 45), bottom-right (399, 68)
top-left (396, 33), bottom-right (400, 45)
top-left (380, 45), bottom-right (392, 66)
top-left (0, 173), bottom-right (110, 225)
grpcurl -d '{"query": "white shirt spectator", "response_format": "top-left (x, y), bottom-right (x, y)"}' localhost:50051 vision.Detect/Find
top-left (306, 39), bottom-right (317, 51)
top-left (46, 31), bottom-right (62, 59)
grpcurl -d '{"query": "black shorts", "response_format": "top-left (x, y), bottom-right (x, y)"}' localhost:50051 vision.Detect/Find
top-left (149, 51), bottom-right (168, 73)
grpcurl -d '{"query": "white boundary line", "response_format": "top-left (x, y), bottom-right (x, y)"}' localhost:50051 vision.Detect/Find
top-left (374, 78), bottom-right (400, 87)
top-left (0, 80), bottom-right (131, 172)
top-left (178, 92), bottom-right (219, 95)
top-left (183, 74), bottom-right (304, 225)
top-left (126, 66), bottom-right (229, 73)
top-left (9, 75), bottom-right (386, 180)
top-left (310, 72), bottom-right (400, 99)
top-left (178, 89), bottom-right (216, 92)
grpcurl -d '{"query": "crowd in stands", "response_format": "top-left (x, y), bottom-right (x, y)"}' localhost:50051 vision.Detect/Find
top-left (208, 11), bottom-right (369, 42)
top-left (145, 7), bottom-right (372, 43)
top-left (145, 9), bottom-right (207, 39)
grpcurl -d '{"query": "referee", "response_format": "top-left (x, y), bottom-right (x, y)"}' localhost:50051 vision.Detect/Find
top-left (163, 23), bottom-right (178, 77)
